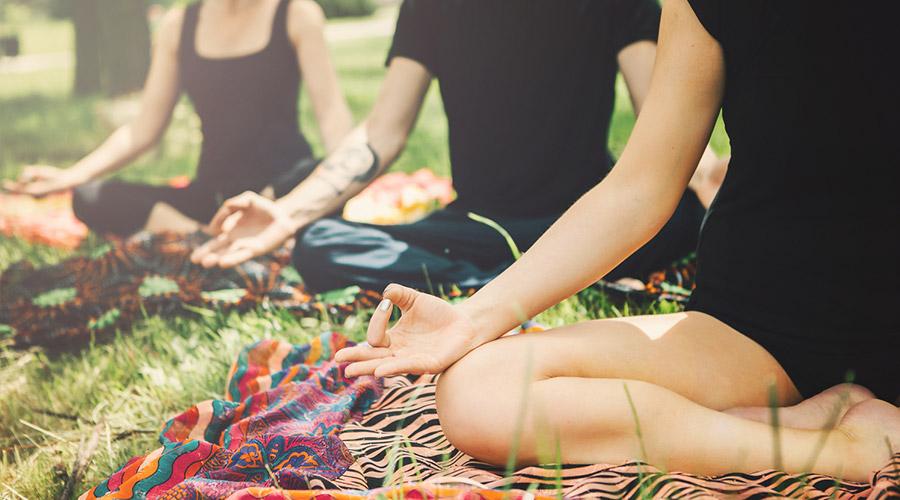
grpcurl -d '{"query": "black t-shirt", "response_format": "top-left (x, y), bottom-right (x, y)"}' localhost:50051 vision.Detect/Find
top-left (388, 0), bottom-right (660, 217)
top-left (685, 1), bottom-right (899, 398)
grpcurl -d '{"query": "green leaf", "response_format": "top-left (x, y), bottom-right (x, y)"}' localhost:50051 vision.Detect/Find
top-left (279, 266), bottom-right (303, 284)
top-left (660, 282), bottom-right (692, 296)
top-left (32, 287), bottom-right (77, 307)
top-left (139, 275), bottom-right (180, 298)
top-left (315, 286), bottom-right (361, 306)
top-left (201, 288), bottom-right (247, 304)
top-left (88, 308), bottom-right (120, 331)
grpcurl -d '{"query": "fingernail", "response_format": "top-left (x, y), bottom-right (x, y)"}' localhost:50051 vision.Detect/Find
top-left (378, 299), bottom-right (392, 312)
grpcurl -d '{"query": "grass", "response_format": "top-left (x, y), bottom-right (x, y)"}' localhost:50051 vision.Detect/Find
top-left (0, 17), bottom-right (731, 499)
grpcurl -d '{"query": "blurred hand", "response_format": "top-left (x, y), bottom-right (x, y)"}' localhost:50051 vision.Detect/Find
top-left (335, 284), bottom-right (485, 378)
top-left (190, 191), bottom-right (296, 268)
top-left (3, 165), bottom-right (85, 197)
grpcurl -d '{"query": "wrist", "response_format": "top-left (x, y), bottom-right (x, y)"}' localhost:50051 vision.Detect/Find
top-left (63, 168), bottom-right (90, 186)
top-left (271, 200), bottom-right (305, 234)
top-left (454, 296), bottom-right (515, 345)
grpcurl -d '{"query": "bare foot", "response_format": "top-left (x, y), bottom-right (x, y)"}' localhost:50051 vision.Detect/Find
top-left (835, 399), bottom-right (900, 482)
top-left (725, 384), bottom-right (875, 430)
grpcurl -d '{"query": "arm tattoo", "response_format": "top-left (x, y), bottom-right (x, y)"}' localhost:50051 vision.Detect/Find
top-left (315, 143), bottom-right (380, 197)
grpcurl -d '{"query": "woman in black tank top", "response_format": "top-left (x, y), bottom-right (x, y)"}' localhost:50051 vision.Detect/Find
top-left (336, 0), bottom-right (899, 482)
top-left (7, 0), bottom-right (352, 236)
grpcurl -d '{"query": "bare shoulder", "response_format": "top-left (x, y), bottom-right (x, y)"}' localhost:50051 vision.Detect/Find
top-left (287, 0), bottom-right (327, 42)
top-left (155, 6), bottom-right (187, 55)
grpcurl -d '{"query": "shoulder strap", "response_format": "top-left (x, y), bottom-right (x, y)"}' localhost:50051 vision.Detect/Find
top-left (272, 0), bottom-right (293, 46)
top-left (178, 2), bottom-right (201, 60)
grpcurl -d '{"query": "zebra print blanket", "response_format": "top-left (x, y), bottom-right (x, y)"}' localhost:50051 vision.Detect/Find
top-left (82, 332), bottom-right (900, 499)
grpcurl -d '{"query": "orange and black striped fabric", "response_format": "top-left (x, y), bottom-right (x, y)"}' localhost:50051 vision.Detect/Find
top-left (337, 375), bottom-right (900, 499)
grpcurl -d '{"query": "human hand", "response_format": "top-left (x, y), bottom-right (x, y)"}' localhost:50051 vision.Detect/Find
top-left (2, 165), bottom-right (85, 197)
top-left (190, 191), bottom-right (296, 268)
top-left (335, 284), bottom-right (486, 377)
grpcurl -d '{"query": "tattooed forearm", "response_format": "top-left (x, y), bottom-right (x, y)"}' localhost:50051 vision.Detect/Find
top-left (276, 139), bottom-right (383, 225)
top-left (314, 143), bottom-right (380, 197)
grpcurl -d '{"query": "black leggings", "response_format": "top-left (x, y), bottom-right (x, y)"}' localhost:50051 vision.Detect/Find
top-left (72, 159), bottom-right (318, 236)
top-left (294, 192), bottom-right (706, 294)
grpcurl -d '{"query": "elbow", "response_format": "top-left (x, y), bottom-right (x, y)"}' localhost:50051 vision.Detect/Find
top-left (122, 122), bottom-right (162, 156)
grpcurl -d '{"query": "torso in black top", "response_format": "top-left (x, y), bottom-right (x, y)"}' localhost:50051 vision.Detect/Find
top-left (179, 0), bottom-right (313, 192)
top-left (388, 0), bottom-right (661, 218)
top-left (685, 1), bottom-right (899, 399)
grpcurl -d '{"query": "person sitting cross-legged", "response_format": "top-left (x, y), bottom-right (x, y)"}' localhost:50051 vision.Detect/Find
top-left (191, 0), bottom-right (728, 293)
top-left (5, 0), bottom-right (352, 237)
top-left (336, 0), bottom-right (900, 483)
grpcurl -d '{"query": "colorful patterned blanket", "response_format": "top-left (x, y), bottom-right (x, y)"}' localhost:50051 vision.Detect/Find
top-left (83, 332), bottom-right (900, 499)
top-left (0, 233), bottom-right (380, 348)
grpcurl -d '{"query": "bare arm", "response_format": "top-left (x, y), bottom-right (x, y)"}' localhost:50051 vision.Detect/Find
top-left (272, 57), bottom-right (432, 230)
top-left (338, 0), bottom-right (727, 377)
top-left (288, 0), bottom-right (353, 153)
top-left (461, 0), bottom-right (724, 338)
top-left (191, 57), bottom-right (432, 268)
top-left (7, 8), bottom-right (184, 197)
top-left (619, 38), bottom-right (726, 208)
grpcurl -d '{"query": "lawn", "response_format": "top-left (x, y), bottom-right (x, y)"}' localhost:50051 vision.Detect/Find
top-left (0, 18), bottom-right (729, 499)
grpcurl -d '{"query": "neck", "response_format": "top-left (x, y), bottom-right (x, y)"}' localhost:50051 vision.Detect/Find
top-left (208, 0), bottom-right (257, 14)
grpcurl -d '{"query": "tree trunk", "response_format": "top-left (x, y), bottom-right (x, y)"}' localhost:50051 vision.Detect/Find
top-left (73, 0), bottom-right (102, 96)
top-left (73, 0), bottom-right (151, 97)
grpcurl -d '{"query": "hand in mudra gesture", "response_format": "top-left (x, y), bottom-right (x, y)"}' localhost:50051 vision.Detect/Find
top-left (3, 165), bottom-right (85, 197)
top-left (191, 191), bottom-right (296, 269)
top-left (336, 284), bottom-right (484, 378)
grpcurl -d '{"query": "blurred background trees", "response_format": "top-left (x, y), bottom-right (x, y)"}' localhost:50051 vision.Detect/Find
top-left (1, 0), bottom-right (376, 98)
top-left (71, 0), bottom-right (151, 96)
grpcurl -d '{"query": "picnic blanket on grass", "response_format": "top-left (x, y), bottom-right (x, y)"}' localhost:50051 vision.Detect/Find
top-left (0, 191), bottom-right (89, 250)
top-left (0, 232), bottom-right (380, 348)
top-left (83, 332), bottom-right (900, 499)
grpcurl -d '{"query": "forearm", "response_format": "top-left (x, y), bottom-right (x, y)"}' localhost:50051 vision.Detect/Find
top-left (457, 167), bottom-right (684, 341)
top-left (274, 120), bottom-right (404, 229)
top-left (68, 123), bottom-right (155, 182)
top-left (317, 101), bottom-right (355, 154)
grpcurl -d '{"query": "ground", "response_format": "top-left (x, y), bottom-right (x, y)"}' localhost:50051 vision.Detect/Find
top-left (0, 14), bottom-right (729, 498)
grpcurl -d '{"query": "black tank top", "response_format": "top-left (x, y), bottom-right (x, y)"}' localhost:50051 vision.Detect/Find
top-left (179, 0), bottom-right (313, 191)
top-left (686, 2), bottom-right (899, 341)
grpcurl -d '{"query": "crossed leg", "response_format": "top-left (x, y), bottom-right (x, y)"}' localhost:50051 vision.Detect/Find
top-left (436, 312), bottom-right (899, 482)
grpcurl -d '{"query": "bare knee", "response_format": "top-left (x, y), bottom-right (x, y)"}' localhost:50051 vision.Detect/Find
top-left (71, 181), bottom-right (105, 229)
top-left (437, 341), bottom-right (526, 464)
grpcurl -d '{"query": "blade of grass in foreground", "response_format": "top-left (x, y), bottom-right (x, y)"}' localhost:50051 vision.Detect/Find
top-left (623, 382), bottom-right (654, 500)
top-left (768, 383), bottom-right (783, 471)
top-left (468, 212), bottom-right (522, 260)
top-left (504, 346), bottom-right (535, 486)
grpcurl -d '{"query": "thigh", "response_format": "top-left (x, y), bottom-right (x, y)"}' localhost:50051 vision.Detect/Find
top-left (381, 210), bottom-right (557, 268)
top-left (158, 184), bottom-right (221, 224)
top-left (73, 180), bottom-right (175, 235)
top-left (443, 311), bottom-right (802, 411)
top-left (295, 216), bottom-right (509, 292)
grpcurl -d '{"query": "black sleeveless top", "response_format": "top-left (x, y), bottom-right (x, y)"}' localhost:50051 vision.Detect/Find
top-left (685, 1), bottom-right (899, 398)
top-left (179, 0), bottom-right (313, 192)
